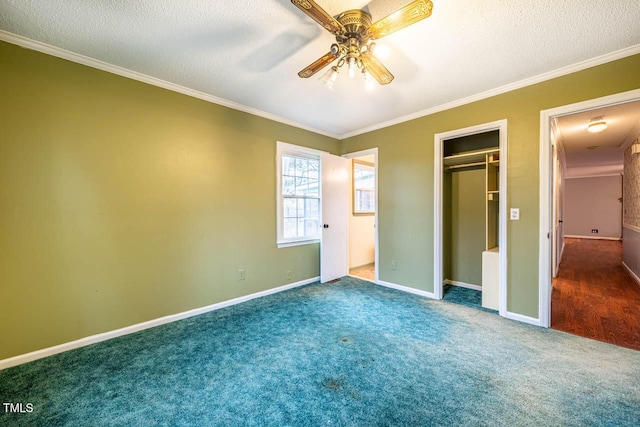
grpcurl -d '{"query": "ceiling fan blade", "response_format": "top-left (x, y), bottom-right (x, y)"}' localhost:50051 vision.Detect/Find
top-left (298, 51), bottom-right (338, 78)
top-left (367, 0), bottom-right (433, 40)
top-left (291, 0), bottom-right (345, 36)
top-left (362, 53), bottom-right (394, 85)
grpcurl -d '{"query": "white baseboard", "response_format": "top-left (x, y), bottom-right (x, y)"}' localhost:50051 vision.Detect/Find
top-left (564, 235), bottom-right (621, 241)
top-left (443, 279), bottom-right (482, 291)
top-left (505, 311), bottom-right (542, 327)
top-left (0, 277), bottom-right (319, 371)
top-left (622, 262), bottom-right (640, 287)
top-left (375, 280), bottom-right (436, 299)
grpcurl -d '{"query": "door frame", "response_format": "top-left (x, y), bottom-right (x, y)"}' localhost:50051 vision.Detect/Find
top-left (434, 120), bottom-right (508, 317)
top-left (538, 88), bottom-right (640, 327)
top-left (342, 148), bottom-right (379, 283)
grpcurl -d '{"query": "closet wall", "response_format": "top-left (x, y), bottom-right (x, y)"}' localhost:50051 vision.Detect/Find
top-left (443, 131), bottom-right (500, 294)
top-left (449, 168), bottom-right (486, 285)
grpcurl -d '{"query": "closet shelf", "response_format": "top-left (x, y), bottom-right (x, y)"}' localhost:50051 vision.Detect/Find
top-left (443, 148), bottom-right (499, 167)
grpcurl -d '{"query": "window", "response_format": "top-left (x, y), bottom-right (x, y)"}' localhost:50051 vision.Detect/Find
top-left (353, 161), bottom-right (375, 215)
top-left (277, 142), bottom-right (322, 247)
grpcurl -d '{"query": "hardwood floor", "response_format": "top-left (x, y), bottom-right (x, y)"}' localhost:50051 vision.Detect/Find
top-left (552, 238), bottom-right (640, 351)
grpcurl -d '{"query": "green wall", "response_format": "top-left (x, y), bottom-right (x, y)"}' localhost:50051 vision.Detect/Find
top-left (341, 53), bottom-right (640, 317)
top-left (0, 41), bottom-right (339, 359)
top-left (448, 169), bottom-right (486, 286)
top-left (2, 37), bottom-right (640, 360)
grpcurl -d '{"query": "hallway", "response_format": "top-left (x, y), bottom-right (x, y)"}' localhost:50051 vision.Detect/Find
top-left (552, 238), bottom-right (640, 350)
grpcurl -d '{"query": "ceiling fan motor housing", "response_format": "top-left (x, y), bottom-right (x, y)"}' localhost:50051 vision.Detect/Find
top-left (336, 10), bottom-right (372, 44)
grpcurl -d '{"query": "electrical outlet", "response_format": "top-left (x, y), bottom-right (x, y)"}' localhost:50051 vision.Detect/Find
top-left (238, 269), bottom-right (245, 280)
top-left (391, 260), bottom-right (397, 270)
top-left (591, 229), bottom-right (598, 234)
top-left (286, 270), bottom-right (292, 280)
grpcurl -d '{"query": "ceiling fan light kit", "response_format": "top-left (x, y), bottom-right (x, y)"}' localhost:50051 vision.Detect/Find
top-left (291, 0), bottom-right (434, 87)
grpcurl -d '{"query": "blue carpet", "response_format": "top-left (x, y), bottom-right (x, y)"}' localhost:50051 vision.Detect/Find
top-left (442, 284), bottom-right (497, 313)
top-left (1, 277), bottom-right (639, 426)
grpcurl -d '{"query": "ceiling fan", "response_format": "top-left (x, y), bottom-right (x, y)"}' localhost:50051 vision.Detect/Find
top-left (290, 0), bottom-right (434, 87)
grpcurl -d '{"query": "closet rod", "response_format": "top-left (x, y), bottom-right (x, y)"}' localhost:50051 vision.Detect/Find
top-left (446, 161), bottom-right (486, 170)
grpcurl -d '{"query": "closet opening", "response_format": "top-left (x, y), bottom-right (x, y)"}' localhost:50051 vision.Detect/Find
top-left (434, 120), bottom-right (508, 316)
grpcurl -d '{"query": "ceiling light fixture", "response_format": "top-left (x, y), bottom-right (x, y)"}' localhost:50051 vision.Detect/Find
top-left (319, 66), bottom-right (339, 90)
top-left (587, 117), bottom-right (607, 133)
top-left (292, 0), bottom-right (434, 87)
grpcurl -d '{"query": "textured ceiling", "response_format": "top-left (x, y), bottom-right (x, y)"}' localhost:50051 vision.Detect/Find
top-left (1, 0), bottom-right (640, 138)
top-left (557, 100), bottom-right (640, 177)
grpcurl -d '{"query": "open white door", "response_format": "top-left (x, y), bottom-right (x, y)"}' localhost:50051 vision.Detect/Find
top-left (321, 153), bottom-right (349, 283)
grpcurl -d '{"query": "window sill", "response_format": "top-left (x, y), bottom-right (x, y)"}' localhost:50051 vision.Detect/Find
top-left (277, 239), bottom-right (320, 248)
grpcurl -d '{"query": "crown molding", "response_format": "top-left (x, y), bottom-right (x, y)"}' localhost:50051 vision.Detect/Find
top-left (2, 30), bottom-right (639, 142)
top-left (0, 30), bottom-right (340, 140)
top-left (565, 172), bottom-right (623, 179)
top-left (339, 44), bottom-right (640, 139)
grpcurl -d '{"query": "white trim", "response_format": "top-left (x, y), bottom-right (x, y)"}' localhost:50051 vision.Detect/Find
top-left (623, 223), bottom-right (640, 234)
top-left (3, 30), bottom-right (639, 142)
top-left (621, 262), bottom-right (640, 287)
top-left (539, 89), bottom-right (640, 329)
top-left (565, 173), bottom-right (623, 179)
top-left (0, 30), bottom-right (339, 140)
top-left (342, 148), bottom-right (379, 283)
top-left (443, 279), bottom-right (482, 291)
top-left (433, 119), bottom-right (508, 318)
top-left (341, 148), bottom-right (378, 159)
top-left (375, 280), bottom-right (436, 299)
top-left (433, 136), bottom-right (444, 299)
top-left (277, 239), bottom-right (320, 248)
top-left (564, 235), bottom-right (621, 241)
top-left (0, 277), bottom-right (319, 370)
top-left (340, 44), bottom-right (640, 139)
top-left (505, 311), bottom-right (542, 327)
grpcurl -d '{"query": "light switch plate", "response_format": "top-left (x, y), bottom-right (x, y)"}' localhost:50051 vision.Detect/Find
top-left (510, 208), bottom-right (520, 220)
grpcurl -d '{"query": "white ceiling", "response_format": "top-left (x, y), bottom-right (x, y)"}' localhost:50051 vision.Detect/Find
top-left (557, 100), bottom-right (640, 178)
top-left (1, 0), bottom-right (640, 139)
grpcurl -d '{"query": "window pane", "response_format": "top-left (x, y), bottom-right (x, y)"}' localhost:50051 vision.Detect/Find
top-left (306, 198), bottom-right (319, 219)
top-left (306, 178), bottom-right (319, 197)
top-left (308, 160), bottom-right (319, 179)
top-left (284, 218), bottom-right (297, 239)
top-left (305, 219), bottom-right (319, 237)
top-left (297, 218), bottom-right (305, 237)
top-left (283, 156), bottom-right (295, 177)
top-left (296, 199), bottom-right (305, 217)
top-left (355, 170), bottom-right (374, 190)
top-left (295, 177), bottom-right (308, 196)
top-left (295, 158), bottom-right (307, 177)
top-left (354, 163), bottom-right (375, 213)
top-left (284, 198), bottom-right (297, 218)
top-left (283, 176), bottom-right (295, 196)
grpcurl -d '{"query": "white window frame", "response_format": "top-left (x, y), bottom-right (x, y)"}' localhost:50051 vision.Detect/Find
top-left (276, 141), bottom-right (323, 248)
